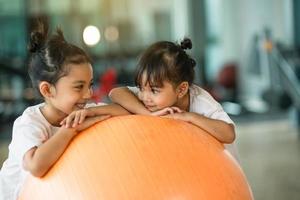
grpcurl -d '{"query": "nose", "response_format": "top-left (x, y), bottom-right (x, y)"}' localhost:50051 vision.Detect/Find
top-left (139, 91), bottom-right (150, 103)
top-left (83, 87), bottom-right (93, 99)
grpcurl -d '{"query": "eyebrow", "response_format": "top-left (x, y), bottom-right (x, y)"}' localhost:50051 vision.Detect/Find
top-left (148, 83), bottom-right (161, 88)
top-left (72, 79), bottom-right (93, 84)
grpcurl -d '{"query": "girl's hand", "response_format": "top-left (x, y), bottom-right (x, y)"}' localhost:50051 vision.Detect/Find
top-left (60, 115), bottom-right (111, 138)
top-left (60, 108), bottom-right (95, 128)
top-left (75, 115), bottom-right (111, 133)
top-left (151, 107), bottom-right (183, 116)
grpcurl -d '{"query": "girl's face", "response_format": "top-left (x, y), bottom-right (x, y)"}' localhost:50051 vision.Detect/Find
top-left (47, 62), bottom-right (93, 118)
top-left (137, 73), bottom-right (181, 112)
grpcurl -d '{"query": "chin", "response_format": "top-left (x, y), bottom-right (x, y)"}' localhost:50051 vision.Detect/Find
top-left (146, 107), bottom-right (156, 112)
top-left (148, 107), bottom-right (162, 112)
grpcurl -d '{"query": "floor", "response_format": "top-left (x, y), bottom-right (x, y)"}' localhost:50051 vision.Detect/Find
top-left (0, 115), bottom-right (300, 200)
top-left (235, 118), bottom-right (300, 200)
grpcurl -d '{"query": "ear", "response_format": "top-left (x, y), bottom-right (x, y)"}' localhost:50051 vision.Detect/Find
top-left (176, 82), bottom-right (189, 98)
top-left (39, 81), bottom-right (55, 98)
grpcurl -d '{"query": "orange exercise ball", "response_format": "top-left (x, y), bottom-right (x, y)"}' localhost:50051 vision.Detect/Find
top-left (18, 115), bottom-right (253, 200)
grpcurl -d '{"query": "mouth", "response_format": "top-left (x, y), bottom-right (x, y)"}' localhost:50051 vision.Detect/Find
top-left (145, 104), bottom-right (156, 111)
top-left (76, 103), bottom-right (86, 109)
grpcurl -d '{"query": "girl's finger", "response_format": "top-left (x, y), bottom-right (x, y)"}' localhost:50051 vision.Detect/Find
top-left (73, 112), bottom-right (81, 127)
top-left (60, 118), bottom-right (66, 125)
top-left (65, 114), bottom-right (75, 128)
top-left (79, 112), bottom-right (87, 124)
top-left (167, 108), bottom-right (174, 114)
top-left (171, 107), bottom-right (182, 113)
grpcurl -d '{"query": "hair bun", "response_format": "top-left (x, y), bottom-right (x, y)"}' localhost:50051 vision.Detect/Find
top-left (190, 58), bottom-right (196, 67)
top-left (28, 31), bottom-right (45, 53)
top-left (28, 20), bottom-right (48, 53)
top-left (180, 38), bottom-right (192, 50)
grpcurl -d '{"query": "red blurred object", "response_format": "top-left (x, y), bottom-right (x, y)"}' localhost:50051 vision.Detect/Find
top-left (93, 68), bottom-right (117, 102)
top-left (217, 63), bottom-right (237, 89)
top-left (206, 63), bottom-right (238, 102)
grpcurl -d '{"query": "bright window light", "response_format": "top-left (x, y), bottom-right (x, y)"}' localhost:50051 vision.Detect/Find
top-left (83, 25), bottom-right (101, 46)
top-left (104, 26), bottom-right (119, 42)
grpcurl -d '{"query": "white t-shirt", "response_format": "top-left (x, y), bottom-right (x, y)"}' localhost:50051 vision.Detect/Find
top-left (0, 102), bottom-right (104, 200)
top-left (128, 84), bottom-right (239, 160)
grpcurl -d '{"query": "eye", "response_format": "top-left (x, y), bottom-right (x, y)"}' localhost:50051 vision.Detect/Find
top-left (89, 82), bottom-right (94, 88)
top-left (138, 86), bottom-right (144, 92)
top-left (151, 88), bottom-right (160, 94)
top-left (75, 85), bottom-right (84, 90)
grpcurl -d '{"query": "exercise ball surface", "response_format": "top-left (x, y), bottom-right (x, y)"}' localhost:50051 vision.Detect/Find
top-left (18, 115), bottom-right (253, 200)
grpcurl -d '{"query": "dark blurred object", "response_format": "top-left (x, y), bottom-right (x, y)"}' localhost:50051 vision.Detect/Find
top-left (210, 63), bottom-right (238, 103)
top-left (262, 89), bottom-right (293, 110)
top-left (207, 63), bottom-right (243, 115)
top-left (217, 63), bottom-right (237, 89)
top-left (0, 61), bottom-right (34, 123)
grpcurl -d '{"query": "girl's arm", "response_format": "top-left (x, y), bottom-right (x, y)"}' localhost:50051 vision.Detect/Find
top-left (23, 115), bottom-right (110, 177)
top-left (166, 112), bottom-right (235, 144)
top-left (109, 87), bottom-right (150, 115)
top-left (88, 103), bottom-right (130, 116)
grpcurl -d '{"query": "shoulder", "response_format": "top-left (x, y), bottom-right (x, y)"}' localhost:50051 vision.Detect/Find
top-left (189, 84), bottom-right (221, 108)
top-left (127, 86), bottom-right (139, 95)
top-left (189, 84), bottom-right (234, 124)
top-left (14, 103), bottom-right (48, 131)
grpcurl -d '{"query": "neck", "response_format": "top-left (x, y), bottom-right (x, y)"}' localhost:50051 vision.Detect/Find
top-left (40, 104), bottom-right (67, 126)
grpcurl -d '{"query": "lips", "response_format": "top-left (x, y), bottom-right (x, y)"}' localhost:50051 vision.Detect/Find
top-left (76, 103), bottom-right (86, 109)
top-left (145, 104), bottom-right (156, 111)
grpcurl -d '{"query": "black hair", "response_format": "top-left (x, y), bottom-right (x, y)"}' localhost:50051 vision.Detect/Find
top-left (28, 20), bottom-right (91, 96)
top-left (135, 38), bottom-right (196, 88)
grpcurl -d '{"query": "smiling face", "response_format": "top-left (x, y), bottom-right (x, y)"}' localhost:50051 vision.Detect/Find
top-left (138, 81), bottom-right (179, 112)
top-left (42, 62), bottom-right (94, 122)
top-left (137, 73), bottom-right (180, 112)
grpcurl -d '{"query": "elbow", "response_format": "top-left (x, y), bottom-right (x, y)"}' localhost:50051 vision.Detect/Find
top-left (223, 125), bottom-right (236, 144)
top-left (25, 161), bottom-right (49, 177)
top-left (224, 132), bottom-right (235, 144)
top-left (108, 88), bottom-right (115, 100)
top-left (23, 148), bottom-right (51, 177)
top-left (108, 87), bottom-right (123, 101)
top-left (30, 169), bottom-right (46, 178)
top-left (29, 163), bottom-right (48, 177)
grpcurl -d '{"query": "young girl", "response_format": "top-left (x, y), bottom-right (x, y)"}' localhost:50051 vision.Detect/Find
top-left (0, 22), bottom-right (128, 200)
top-left (109, 38), bottom-right (238, 159)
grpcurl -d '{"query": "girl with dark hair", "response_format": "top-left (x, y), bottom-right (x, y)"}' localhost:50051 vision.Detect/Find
top-left (109, 38), bottom-right (238, 159)
top-left (0, 21), bottom-right (128, 200)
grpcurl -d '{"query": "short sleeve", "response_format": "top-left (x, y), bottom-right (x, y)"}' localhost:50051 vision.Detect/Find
top-left (189, 85), bottom-right (234, 126)
top-left (85, 102), bottom-right (107, 108)
top-left (127, 86), bottom-right (139, 96)
top-left (208, 106), bottom-right (235, 125)
top-left (10, 123), bottom-right (44, 165)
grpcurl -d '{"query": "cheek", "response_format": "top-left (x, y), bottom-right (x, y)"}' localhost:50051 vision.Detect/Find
top-left (159, 93), bottom-right (177, 105)
top-left (137, 93), bottom-right (142, 100)
top-left (155, 95), bottom-right (169, 105)
top-left (57, 92), bottom-right (78, 105)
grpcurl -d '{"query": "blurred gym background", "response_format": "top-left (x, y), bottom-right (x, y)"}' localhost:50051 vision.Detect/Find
top-left (0, 0), bottom-right (300, 199)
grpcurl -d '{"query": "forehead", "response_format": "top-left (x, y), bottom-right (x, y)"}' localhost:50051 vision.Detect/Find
top-left (140, 79), bottom-right (174, 91)
top-left (139, 72), bottom-right (163, 87)
top-left (65, 63), bottom-right (93, 79)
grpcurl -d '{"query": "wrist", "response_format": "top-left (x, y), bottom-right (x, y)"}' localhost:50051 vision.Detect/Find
top-left (61, 126), bottom-right (78, 138)
top-left (187, 112), bottom-right (197, 123)
top-left (86, 107), bottom-right (96, 117)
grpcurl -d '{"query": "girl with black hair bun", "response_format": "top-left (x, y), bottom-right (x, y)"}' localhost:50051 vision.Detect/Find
top-left (0, 21), bottom-right (128, 200)
top-left (109, 38), bottom-right (239, 160)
